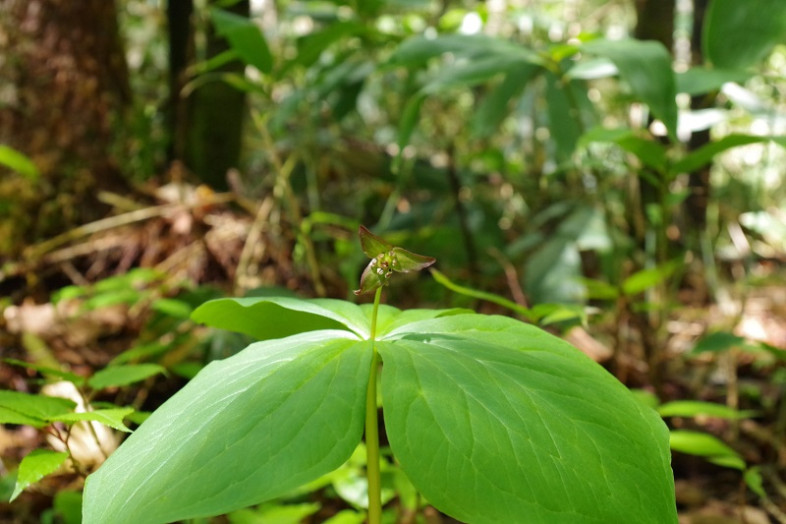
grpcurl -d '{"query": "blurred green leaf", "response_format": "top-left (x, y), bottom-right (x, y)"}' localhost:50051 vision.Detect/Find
top-left (744, 467), bottom-right (765, 498)
top-left (676, 67), bottom-right (752, 95)
top-left (211, 8), bottom-right (272, 74)
top-left (151, 298), bottom-right (193, 319)
top-left (658, 401), bottom-right (756, 420)
top-left (293, 21), bottom-right (366, 69)
top-left (669, 430), bottom-right (745, 470)
top-left (83, 289), bottom-right (140, 310)
top-left (545, 72), bottom-right (583, 162)
top-left (582, 39), bottom-right (678, 141)
top-left (388, 34), bottom-right (542, 68)
top-left (691, 331), bottom-right (746, 355)
top-left (53, 490), bottom-right (83, 524)
top-left (471, 63), bottom-right (538, 138)
top-left (578, 278), bottom-right (620, 300)
top-left (671, 134), bottom-right (786, 175)
top-left (110, 342), bottom-right (171, 365)
top-left (0, 145), bottom-right (39, 180)
top-left (88, 364), bottom-right (166, 390)
top-left (10, 450), bottom-right (69, 501)
top-left (50, 408), bottom-right (134, 433)
top-left (621, 261), bottom-right (678, 296)
top-left (228, 502), bottom-right (321, 524)
top-left (580, 127), bottom-right (668, 173)
top-left (3, 358), bottom-right (85, 386)
top-left (703, 0), bottom-right (786, 70)
top-left (397, 91), bottom-right (426, 150)
top-left (421, 55), bottom-right (530, 94)
top-left (0, 391), bottom-right (75, 427)
top-left (322, 510), bottom-right (366, 524)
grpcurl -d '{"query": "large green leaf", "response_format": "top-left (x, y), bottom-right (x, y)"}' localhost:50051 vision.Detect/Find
top-left (703, 0), bottom-right (786, 70)
top-left (83, 331), bottom-right (372, 524)
top-left (86, 299), bottom-right (676, 523)
top-left (380, 315), bottom-right (677, 523)
top-left (582, 39), bottom-right (678, 141)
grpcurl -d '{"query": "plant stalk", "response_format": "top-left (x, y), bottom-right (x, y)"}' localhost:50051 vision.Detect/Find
top-left (365, 287), bottom-right (383, 524)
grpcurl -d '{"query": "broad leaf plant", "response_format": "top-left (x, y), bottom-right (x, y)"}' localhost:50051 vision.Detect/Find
top-left (83, 227), bottom-right (677, 523)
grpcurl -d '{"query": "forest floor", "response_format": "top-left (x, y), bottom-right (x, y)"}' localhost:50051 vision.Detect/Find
top-left (1, 183), bottom-right (785, 523)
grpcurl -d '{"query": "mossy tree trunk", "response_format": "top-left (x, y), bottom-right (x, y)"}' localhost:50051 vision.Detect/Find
top-left (0, 0), bottom-right (130, 254)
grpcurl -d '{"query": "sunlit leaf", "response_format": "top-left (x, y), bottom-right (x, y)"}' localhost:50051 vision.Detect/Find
top-left (50, 408), bottom-right (135, 433)
top-left (658, 401), bottom-right (756, 420)
top-left (0, 391), bottom-right (75, 428)
top-left (87, 364), bottom-right (166, 391)
top-left (85, 300), bottom-right (677, 523)
top-left (83, 332), bottom-right (371, 524)
top-left (0, 145), bottom-right (39, 180)
top-left (3, 358), bottom-right (85, 386)
top-left (669, 430), bottom-right (744, 470)
top-left (380, 315), bottom-right (677, 523)
top-left (10, 450), bottom-right (69, 501)
top-left (744, 467), bottom-right (765, 498)
top-left (227, 502), bottom-right (321, 524)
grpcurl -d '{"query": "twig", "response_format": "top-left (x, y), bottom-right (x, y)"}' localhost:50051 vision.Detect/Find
top-left (235, 196), bottom-right (274, 293)
top-left (445, 144), bottom-right (479, 280)
top-left (254, 113), bottom-right (326, 296)
top-left (488, 247), bottom-right (528, 308)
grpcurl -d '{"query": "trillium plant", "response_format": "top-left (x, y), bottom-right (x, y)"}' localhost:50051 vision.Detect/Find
top-left (82, 227), bottom-right (677, 523)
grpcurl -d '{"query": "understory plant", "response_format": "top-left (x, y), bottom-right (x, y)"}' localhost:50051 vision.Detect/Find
top-left (82, 227), bottom-right (677, 523)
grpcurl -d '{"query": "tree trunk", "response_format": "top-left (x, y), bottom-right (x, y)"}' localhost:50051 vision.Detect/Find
top-left (167, 0), bottom-right (195, 165)
top-left (0, 0), bottom-right (130, 254)
top-left (686, 0), bottom-right (712, 234)
top-left (182, 0), bottom-right (249, 190)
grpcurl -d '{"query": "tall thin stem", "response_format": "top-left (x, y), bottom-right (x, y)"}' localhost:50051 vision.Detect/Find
top-left (365, 287), bottom-right (383, 524)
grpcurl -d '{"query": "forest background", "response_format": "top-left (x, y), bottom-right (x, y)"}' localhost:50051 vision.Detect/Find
top-left (1, 0), bottom-right (786, 522)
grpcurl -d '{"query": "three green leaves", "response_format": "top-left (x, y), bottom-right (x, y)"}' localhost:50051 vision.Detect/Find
top-left (82, 228), bottom-right (676, 523)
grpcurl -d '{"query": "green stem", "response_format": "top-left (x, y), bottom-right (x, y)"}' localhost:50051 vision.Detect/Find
top-left (365, 287), bottom-right (383, 524)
